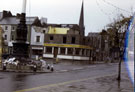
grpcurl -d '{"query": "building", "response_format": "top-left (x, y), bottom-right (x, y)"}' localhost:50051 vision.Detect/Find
top-left (86, 30), bottom-right (110, 62)
top-left (43, 24), bottom-right (92, 60)
top-left (85, 32), bottom-right (101, 61)
top-left (43, 1), bottom-right (92, 61)
top-left (0, 10), bottom-right (47, 56)
top-left (30, 18), bottom-right (47, 59)
top-left (0, 1), bottom-right (95, 61)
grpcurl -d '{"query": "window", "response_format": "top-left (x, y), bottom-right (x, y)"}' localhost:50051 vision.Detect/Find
top-left (4, 35), bottom-right (7, 40)
top-left (60, 48), bottom-right (65, 54)
top-left (36, 36), bottom-right (40, 42)
top-left (86, 50), bottom-right (90, 56)
top-left (12, 35), bottom-right (14, 40)
top-left (82, 49), bottom-right (85, 55)
top-left (46, 47), bottom-right (52, 54)
top-left (5, 26), bottom-right (8, 30)
top-left (67, 48), bottom-right (73, 55)
top-left (50, 36), bottom-right (53, 40)
top-left (12, 26), bottom-right (15, 30)
top-left (63, 36), bottom-right (67, 43)
top-left (32, 49), bottom-right (42, 55)
top-left (43, 30), bottom-right (45, 33)
top-left (71, 37), bottom-right (75, 44)
top-left (75, 48), bottom-right (80, 55)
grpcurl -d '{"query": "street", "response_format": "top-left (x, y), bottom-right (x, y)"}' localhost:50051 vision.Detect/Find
top-left (0, 63), bottom-right (133, 92)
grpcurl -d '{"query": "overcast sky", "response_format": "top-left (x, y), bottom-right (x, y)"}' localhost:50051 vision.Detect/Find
top-left (0, 0), bottom-right (135, 35)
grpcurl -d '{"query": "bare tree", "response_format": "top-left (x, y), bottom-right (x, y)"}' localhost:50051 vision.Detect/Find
top-left (106, 14), bottom-right (131, 81)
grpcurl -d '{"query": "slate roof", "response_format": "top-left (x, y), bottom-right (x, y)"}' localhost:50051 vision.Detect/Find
top-left (0, 16), bottom-right (38, 25)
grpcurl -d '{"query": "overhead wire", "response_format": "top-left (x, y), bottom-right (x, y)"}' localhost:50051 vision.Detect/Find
top-left (102, 0), bottom-right (132, 14)
top-left (96, 0), bottom-right (112, 22)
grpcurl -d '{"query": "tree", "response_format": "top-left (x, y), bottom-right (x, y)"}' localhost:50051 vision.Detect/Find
top-left (0, 26), bottom-right (3, 64)
top-left (106, 14), bottom-right (131, 81)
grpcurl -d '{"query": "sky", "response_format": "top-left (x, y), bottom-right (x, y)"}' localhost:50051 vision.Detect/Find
top-left (0, 0), bottom-right (135, 36)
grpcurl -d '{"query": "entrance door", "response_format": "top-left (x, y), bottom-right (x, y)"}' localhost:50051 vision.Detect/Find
top-left (53, 47), bottom-right (58, 58)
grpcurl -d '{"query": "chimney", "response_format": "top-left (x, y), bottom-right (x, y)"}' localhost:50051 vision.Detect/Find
top-left (2, 10), bottom-right (12, 18)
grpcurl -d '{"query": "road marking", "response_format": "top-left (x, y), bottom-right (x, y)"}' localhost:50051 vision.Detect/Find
top-left (60, 70), bottom-right (68, 72)
top-left (15, 73), bottom-right (118, 92)
top-left (73, 68), bottom-right (83, 70)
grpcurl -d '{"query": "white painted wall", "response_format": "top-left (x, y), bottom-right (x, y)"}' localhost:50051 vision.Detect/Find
top-left (57, 55), bottom-right (89, 60)
top-left (30, 26), bottom-right (45, 46)
top-left (1, 25), bottom-right (12, 44)
top-left (43, 54), bottom-right (89, 60)
top-left (43, 54), bottom-right (53, 58)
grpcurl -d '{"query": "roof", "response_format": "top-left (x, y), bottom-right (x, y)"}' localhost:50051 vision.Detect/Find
top-left (47, 24), bottom-right (78, 28)
top-left (0, 17), bottom-right (19, 25)
top-left (0, 16), bottom-right (38, 25)
top-left (88, 32), bottom-right (100, 37)
top-left (48, 26), bottom-right (70, 34)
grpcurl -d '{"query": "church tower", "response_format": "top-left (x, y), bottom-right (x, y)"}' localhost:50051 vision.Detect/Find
top-left (79, 1), bottom-right (85, 36)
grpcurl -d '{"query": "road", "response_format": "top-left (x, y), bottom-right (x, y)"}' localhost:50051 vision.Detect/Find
top-left (0, 63), bottom-right (133, 92)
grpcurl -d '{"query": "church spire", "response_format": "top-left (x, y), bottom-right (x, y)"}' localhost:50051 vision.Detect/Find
top-left (79, 0), bottom-right (85, 36)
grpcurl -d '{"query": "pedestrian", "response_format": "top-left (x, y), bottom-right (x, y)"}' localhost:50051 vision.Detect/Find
top-left (3, 63), bottom-right (7, 71)
top-left (50, 65), bottom-right (54, 72)
top-left (40, 59), bottom-right (46, 71)
top-left (47, 64), bottom-right (50, 70)
top-left (33, 64), bottom-right (37, 72)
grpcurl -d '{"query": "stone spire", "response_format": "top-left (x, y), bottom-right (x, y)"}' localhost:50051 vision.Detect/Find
top-left (22, 0), bottom-right (27, 13)
top-left (79, 0), bottom-right (85, 36)
top-left (13, 0), bottom-right (29, 59)
top-left (16, 0), bottom-right (27, 42)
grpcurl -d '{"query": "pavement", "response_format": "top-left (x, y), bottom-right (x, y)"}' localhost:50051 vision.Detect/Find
top-left (0, 60), bottom-right (134, 92)
top-left (19, 73), bottom-right (133, 92)
top-left (40, 74), bottom-right (133, 92)
top-left (0, 59), bottom-right (115, 73)
top-left (54, 62), bottom-right (111, 72)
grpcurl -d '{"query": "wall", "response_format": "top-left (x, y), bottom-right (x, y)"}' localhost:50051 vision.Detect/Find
top-left (30, 26), bottom-right (45, 46)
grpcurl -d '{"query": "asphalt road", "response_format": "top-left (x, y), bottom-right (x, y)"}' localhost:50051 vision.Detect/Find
top-left (0, 63), bottom-right (131, 92)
